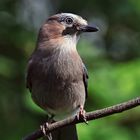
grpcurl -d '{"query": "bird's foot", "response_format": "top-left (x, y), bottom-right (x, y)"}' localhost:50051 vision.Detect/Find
top-left (76, 105), bottom-right (88, 124)
top-left (40, 122), bottom-right (52, 140)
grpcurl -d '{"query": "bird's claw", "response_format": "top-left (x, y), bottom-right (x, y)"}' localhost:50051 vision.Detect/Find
top-left (40, 122), bottom-right (52, 140)
top-left (76, 105), bottom-right (88, 124)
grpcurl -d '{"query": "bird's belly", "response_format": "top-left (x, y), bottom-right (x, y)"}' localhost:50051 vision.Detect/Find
top-left (31, 53), bottom-right (85, 120)
top-left (32, 79), bottom-right (85, 120)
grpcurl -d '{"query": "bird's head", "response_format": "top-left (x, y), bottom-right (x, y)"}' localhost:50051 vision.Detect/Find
top-left (38, 13), bottom-right (98, 44)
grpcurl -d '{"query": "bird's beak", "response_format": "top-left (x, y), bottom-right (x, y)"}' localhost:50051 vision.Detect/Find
top-left (79, 25), bottom-right (99, 32)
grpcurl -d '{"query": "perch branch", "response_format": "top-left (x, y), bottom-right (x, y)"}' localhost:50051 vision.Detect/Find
top-left (23, 97), bottom-right (140, 140)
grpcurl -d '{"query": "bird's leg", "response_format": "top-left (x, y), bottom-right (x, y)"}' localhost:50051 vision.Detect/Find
top-left (48, 114), bottom-right (54, 122)
top-left (40, 122), bottom-right (52, 140)
top-left (76, 105), bottom-right (88, 124)
top-left (40, 115), bottom-right (54, 140)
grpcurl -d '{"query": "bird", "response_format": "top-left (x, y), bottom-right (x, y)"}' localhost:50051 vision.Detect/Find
top-left (26, 13), bottom-right (98, 140)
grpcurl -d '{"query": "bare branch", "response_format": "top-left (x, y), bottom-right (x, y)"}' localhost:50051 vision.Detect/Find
top-left (22, 97), bottom-right (140, 140)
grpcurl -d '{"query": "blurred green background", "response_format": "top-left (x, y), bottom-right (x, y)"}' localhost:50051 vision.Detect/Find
top-left (0, 0), bottom-right (140, 140)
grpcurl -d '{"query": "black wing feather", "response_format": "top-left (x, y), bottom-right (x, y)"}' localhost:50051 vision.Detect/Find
top-left (82, 64), bottom-right (89, 99)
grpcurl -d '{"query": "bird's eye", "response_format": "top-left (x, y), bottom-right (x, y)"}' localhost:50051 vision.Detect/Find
top-left (65, 17), bottom-right (74, 25)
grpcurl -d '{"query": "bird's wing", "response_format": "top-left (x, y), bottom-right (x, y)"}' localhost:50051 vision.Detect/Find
top-left (26, 61), bottom-right (32, 92)
top-left (82, 63), bottom-right (89, 99)
top-left (26, 59), bottom-right (35, 92)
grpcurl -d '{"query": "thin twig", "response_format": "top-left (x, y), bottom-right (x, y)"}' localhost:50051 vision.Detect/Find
top-left (22, 97), bottom-right (140, 140)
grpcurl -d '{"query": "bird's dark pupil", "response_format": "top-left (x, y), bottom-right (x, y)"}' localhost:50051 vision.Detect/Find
top-left (66, 18), bottom-right (73, 24)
